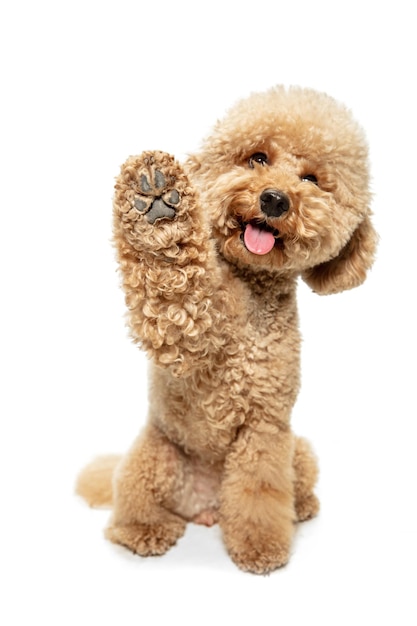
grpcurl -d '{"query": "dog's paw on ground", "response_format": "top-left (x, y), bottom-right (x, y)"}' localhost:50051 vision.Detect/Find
top-left (105, 519), bottom-right (186, 556)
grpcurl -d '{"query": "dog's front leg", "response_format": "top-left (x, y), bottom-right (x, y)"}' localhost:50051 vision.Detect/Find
top-left (113, 151), bottom-right (228, 376)
top-left (219, 424), bottom-right (296, 574)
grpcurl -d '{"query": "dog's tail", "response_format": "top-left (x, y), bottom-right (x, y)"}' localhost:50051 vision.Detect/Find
top-left (75, 455), bottom-right (121, 508)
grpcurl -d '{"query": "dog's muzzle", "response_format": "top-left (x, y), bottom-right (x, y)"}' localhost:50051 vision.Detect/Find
top-left (260, 189), bottom-right (290, 218)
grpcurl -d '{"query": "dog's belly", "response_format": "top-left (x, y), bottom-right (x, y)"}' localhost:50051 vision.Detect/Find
top-left (169, 456), bottom-right (223, 526)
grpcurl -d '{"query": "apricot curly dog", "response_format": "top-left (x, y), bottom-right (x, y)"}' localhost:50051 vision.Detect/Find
top-left (77, 86), bottom-right (377, 574)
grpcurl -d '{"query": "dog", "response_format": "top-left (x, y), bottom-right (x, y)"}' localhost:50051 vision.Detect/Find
top-left (76, 86), bottom-right (377, 574)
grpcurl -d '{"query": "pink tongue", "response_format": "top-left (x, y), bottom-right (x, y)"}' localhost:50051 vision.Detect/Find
top-left (244, 223), bottom-right (275, 255)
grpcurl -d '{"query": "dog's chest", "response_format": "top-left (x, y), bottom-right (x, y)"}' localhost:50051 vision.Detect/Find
top-left (150, 296), bottom-right (300, 456)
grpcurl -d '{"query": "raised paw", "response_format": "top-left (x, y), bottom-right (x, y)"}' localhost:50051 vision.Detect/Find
top-left (133, 159), bottom-right (181, 224)
top-left (120, 152), bottom-right (183, 224)
top-left (114, 151), bottom-right (197, 253)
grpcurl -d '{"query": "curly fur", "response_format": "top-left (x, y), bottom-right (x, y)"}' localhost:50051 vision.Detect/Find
top-left (76, 86), bottom-right (377, 574)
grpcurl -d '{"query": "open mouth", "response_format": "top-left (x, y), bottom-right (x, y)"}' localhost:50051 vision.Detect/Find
top-left (240, 220), bottom-right (284, 255)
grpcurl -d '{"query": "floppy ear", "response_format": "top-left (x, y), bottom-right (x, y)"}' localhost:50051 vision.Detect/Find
top-left (301, 216), bottom-right (378, 295)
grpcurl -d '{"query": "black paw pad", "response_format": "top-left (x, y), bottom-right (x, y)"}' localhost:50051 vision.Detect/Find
top-left (146, 199), bottom-right (176, 224)
top-left (133, 169), bottom-right (180, 223)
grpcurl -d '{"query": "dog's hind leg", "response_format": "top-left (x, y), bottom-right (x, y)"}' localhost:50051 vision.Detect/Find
top-left (105, 423), bottom-right (187, 556)
top-left (293, 436), bottom-right (320, 522)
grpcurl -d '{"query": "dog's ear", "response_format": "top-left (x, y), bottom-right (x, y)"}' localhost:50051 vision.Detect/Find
top-left (301, 216), bottom-right (378, 295)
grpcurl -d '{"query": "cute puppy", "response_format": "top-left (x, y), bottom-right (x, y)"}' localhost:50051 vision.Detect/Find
top-left (77, 86), bottom-right (377, 574)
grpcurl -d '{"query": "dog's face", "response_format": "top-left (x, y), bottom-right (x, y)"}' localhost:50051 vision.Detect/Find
top-left (188, 86), bottom-right (377, 294)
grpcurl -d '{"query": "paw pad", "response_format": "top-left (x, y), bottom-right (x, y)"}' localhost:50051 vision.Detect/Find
top-left (132, 164), bottom-right (181, 224)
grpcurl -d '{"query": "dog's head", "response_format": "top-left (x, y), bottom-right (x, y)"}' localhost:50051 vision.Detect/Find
top-left (187, 86), bottom-right (377, 294)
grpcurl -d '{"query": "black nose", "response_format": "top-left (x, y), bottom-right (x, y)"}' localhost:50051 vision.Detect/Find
top-left (260, 189), bottom-right (290, 218)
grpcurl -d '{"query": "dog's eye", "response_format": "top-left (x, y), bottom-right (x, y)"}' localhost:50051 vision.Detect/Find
top-left (248, 152), bottom-right (268, 168)
top-left (301, 174), bottom-right (318, 185)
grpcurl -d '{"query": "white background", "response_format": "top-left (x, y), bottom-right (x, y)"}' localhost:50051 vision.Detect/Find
top-left (1, 1), bottom-right (416, 624)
